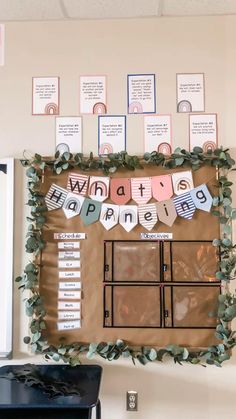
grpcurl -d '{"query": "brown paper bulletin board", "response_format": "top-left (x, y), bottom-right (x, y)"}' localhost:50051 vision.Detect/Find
top-left (39, 165), bottom-right (220, 349)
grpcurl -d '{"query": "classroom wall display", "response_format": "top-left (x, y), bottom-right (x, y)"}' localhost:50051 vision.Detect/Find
top-left (17, 147), bottom-right (236, 366)
top-left (98, 115), bottom-right (126, 155)
top-left (17, 148), bottom-right (236, 367)
top-left (144, 114), bottom-right (172, 154)
top-left (55, 117), bottom-right (82, 154)
top-left (32, 77), bottom-right (60, 115)
top-left (176, 73), bottom-right (205, 113)
top-left (189, 113), bottom-right (218, 152)
top-left (80, 75), bottom-right (107, 114)
top-left (127, 74), bottom-right (156, 114)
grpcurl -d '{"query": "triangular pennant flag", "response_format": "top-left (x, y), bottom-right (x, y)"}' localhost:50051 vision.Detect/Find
top-left (156, 199), bottom-right (177, 227)
top-left (172, 170), bottom-right (194, 195)
top-left (131, 177), bottom-right (152, 204)
top-left (100, 203), bottom-right (119, 230)
top-left (119, 205), bottom-right (138, 232)
top-left (110, 178), bottom-right (131, 205)
top-left (45, 184), bottom-right (68, 211)
top-left (138, 204), bottom-right (158, 231)
top-left (62, 192), bottom-right (85, 219)
top-left (173, 192), bottom-right (196, 220)
top-left (67, 173), bottom-right (89, 196)
top-left (190, 184), bottom-right (213, 212)
top-left (88, 176), bottom-right (109, 202)
top-left (80, 198), bottom-right (101, 225)
top-left (152, 175), bottom-right (173, 201)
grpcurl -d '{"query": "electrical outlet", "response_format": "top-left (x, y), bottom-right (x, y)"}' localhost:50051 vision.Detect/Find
top-left (126, 391), bottom-right (138, 411)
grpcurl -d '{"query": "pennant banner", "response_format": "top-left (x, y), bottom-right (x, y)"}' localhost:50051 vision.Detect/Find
top-left (172, 170), bottom-right (194, 196)
top-left (119, 205), bottom-right (138, 232)
top-left (110, 178), bottom-right (131, 205)
top-left (44, 169), bottom-right (214, 230)
top-left (45, 184), bottom-right (68, 211)
top-left (190, 184), bottom-right (213, 212)
top-left (100, 203), bottom-right (119, 230)
top-left (62, 193), bottom-right (85, 219)
top-left (67, 173), bottom-right (89, 196)
top-left (138, 203), bottom-right (158, 231)
top-left (173, 192), bottom-right (196, 220)
top-left (89, 176), bottom-right (109, 202)
top-left (156, 199), bottom-right (177, 227)
top-left (80, 198), bottom-right (101, 225)
top-left (131, 177), bottom-right (152, 204)
top-left (152, 175), bottom-right (173, 201)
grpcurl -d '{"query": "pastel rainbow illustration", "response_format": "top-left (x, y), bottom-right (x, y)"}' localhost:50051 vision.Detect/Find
top-left (203, 141), bottom-right (216, 152)
top-left (128, 101), bottom-right (143, 114)
top-left (44, 102), bottom-right (58, 115)
top-left (177, 100), bottom-right (192, 112)
top-left (93, 102), bottom-right (106, 114)
top-left (99, 143), bottom-right (114, 155)
top-left (157, 142), bottom-right (172, 155)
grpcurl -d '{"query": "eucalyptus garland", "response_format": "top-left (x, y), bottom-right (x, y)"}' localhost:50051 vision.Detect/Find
top-left (16, 147), bottom-right (236, 367)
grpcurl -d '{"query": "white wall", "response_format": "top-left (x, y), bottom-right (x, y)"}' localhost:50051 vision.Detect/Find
top-left (1, 15), bottom-right (236, 418)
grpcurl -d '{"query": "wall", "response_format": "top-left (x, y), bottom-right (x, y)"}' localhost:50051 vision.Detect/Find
top-left (0, 15), bottom-right (236, 419)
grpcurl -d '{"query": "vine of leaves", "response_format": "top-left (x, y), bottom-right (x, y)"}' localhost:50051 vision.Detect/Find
top-left (17, 147), bottom-right (236, 367)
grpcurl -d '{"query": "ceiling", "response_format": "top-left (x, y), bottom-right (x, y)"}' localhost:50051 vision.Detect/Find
top-left (1, 0), bottom-right (236, 21)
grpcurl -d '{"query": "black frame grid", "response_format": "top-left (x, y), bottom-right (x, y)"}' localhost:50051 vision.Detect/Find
top-left (103, 240), bottom-right (220, 329)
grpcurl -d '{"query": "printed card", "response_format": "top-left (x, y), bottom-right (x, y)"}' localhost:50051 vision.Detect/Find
top-left (119, 205), bottom-right (138, 232)
top-left (45, 184), bottom-right (68, 211)
top-left (127, 74), bottom-right (156, 114)
top-left (54, 233), bottom-right (86, 240)
top-left (88, 176), bottom-right (110, 202)
top-left (62, 193), bottom-right (85, 219)
top-left (100, 203), bottom-right (119, 230)
top-left (67, 173), bottom-right (89, 196)
top-left (58, 242), bottom-right (80, 249)
top-left (32, 77), bottom-right (59, 115)
top-left (144, 115), bottom-right (172, 154)
top-left (172, 170), bottom-right (194, 196)
top-left (58, 260), bottom-right (80, 269)
top-left (58, 311), bottom-right (81, 321)
top-left (55, 116), bottom-right (82, 154)
top-left (58, 291), bottom-right (81, 300)
top-left (131, 177), bottom-right (152, 205)
top-left (58, 251), bottom-right (80, 259)
top-left (177, 73), bottom-right (205, 112)
top-left (98, 115), bottom-right (126, 155)
top-left (189, 113), bottom-right (218, 152)
top-left (57, 320), bottom-right (81, 331)
top-left (58, 301), bottom-right (81, 310)
top-left (59, 282), bottom-right (81, 290)
top-left (80, 75), bottom-right (107, 114)
top-left (59, 271), bottom-right (81, 279)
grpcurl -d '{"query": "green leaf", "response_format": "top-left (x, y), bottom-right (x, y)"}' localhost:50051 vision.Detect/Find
top-left (231, 209), bottom-right (236, 219)
top-left (52, 353), bottom-right (60, 362)
top-left (148, 348), bottom-right (157, 361)
top-left (193, 146), bottom-right (203, 154)
top-left (32, 331), bottom-right (41, 343)
top-left (175, 157), bottom-right (184, 166)
top-left (222, 238), bottom-right (232, 246)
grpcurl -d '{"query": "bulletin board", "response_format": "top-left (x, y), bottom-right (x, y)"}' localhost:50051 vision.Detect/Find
top-left (40, 165), bottom-right (219, 348)
top-left (19, 150), bottom-right (236, 366)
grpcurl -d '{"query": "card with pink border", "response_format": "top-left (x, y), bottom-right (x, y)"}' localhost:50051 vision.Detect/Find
top-left (32, 77), bottom-right (60, 116)
top-left (79, 75), bottom-right (107, 114)
top-left (144, 114), bottom-right (172, 154)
